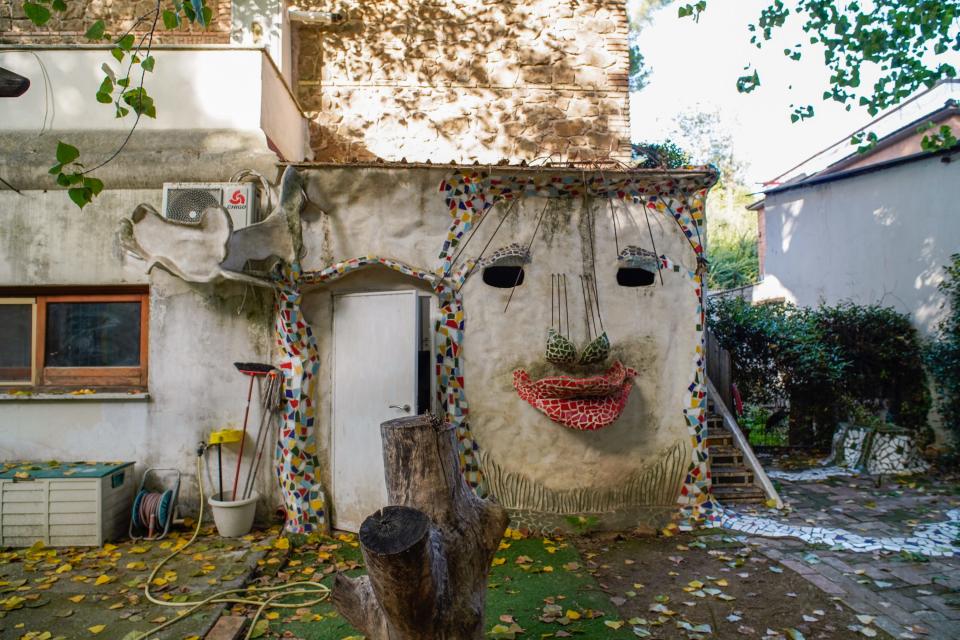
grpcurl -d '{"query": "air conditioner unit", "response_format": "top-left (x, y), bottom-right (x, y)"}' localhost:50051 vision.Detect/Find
top-left (161, 182), bottom-right (259, 229)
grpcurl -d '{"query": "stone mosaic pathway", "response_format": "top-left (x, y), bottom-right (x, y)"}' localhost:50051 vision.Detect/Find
top-left (716, 470), bottom-right (960, 639)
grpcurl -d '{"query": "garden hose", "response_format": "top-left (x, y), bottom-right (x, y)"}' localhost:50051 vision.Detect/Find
top-left (132, 449), bottom-right (330, 640)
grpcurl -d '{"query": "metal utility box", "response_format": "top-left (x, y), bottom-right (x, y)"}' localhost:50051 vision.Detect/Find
top-left (0, 461), bottom-right (134, 547)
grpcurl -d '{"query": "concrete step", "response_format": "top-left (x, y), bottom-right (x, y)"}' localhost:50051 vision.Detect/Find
top-left (712, 484), bottom-right (766, 503)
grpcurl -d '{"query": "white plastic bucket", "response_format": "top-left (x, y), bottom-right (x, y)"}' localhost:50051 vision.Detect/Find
top-left (208, 491), bottom-right (259, 537)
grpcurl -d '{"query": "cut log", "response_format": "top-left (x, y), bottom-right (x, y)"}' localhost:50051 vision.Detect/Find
top-left (331, 415), bottom-right (509, 639)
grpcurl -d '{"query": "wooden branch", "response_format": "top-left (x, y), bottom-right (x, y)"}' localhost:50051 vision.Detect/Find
top-left (0, 67), bottom-right (29, 98)
top-left (331, 415), bottom-right (509, 640)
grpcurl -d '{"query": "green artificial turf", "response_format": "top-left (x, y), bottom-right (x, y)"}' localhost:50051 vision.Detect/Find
top-left (263, 533), bottom-right (638, 639)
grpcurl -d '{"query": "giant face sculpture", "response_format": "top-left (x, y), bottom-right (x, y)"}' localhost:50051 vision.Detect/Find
top-left (451, 179), bottom-right (707, 526)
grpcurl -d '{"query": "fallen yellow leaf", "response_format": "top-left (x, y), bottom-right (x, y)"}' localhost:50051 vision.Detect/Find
top-left (68, 595), bottom-right (85, 603)
top-left (94, 575), bottom-right (113, 586)
top-left (566, 610), bottom-right (581, 620)
top-left (88, 624), bottom-right (106, 634)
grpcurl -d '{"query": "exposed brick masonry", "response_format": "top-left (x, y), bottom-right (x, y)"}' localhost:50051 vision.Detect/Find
top-left (0, 0), bottom-right (231, 44)
top-left (295, 0), bottom-right (631, 163)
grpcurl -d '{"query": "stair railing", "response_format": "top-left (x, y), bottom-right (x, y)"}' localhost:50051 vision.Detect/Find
top-left (706, 377), bottom-right (784, 509)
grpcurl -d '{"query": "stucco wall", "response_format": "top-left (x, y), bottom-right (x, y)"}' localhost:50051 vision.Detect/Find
top-left (296, 167), bottom-right (701, 528)
top-left (294, 0), bottom-right (631, 163)
top-left (0, 189), bottom-right (276, 514)
top-left (757, 155), bottom-right (960, 335)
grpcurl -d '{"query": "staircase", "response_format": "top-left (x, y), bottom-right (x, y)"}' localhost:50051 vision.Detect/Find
top-left (706, 400), bottom-right (766, 504)
top-left (704, 328), bottom-right (782, 508)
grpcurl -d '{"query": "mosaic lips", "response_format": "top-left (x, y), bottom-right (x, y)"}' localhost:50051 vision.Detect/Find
top-left (512, 360), bottom-right (638, 431)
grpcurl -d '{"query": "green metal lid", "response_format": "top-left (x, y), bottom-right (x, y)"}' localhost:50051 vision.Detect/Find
top-left (0, 460), bottom-right (134, 479)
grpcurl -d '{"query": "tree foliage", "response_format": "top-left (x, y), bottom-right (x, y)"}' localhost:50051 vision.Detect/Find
top-left (679, 0), bottom-right (960, 145)
top-left (709, 297), bottom-right (931, 446)
top-left (926, 254), bottom-right (960, 452)
top-left (21, 0), bottom-right (210, 207)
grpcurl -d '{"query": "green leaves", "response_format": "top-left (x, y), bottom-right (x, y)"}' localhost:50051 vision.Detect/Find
top-left (84, 19), bottom-right (106, 41)
top-left (789, 104), bottom-right (815, 123)
top-left (122, 87), bottom-right (156, 118)
top-left (162, 9), bottom-right (180, 29)
top-left (22, 1), bottom-right (51, 26)
top-left (736, 69), bottom-right (761, 94)
top-left (919, 123), bottom-right (958, 151)
top-left (96, 76), bottom-right (114, 103)
top-left (678, 1), bottom-right (707, 21)
top-left (740, 0), bottom-right (960, 138)
top-left (55, 141), bottom-right (79, 165)
top-left (141, 56), bottom-right (155, 72)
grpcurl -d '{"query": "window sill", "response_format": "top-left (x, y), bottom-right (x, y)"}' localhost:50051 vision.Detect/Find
top-left (0, 391), bottom-right (151, 402)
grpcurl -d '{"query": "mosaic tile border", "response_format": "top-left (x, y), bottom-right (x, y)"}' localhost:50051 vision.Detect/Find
top-left (273, 167), bottom-right (719, 532)
top-left (714, 507), bottom-right (960, 557)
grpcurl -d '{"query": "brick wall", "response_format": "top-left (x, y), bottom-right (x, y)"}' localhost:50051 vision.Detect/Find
top-left (295, 0), bottom-right (631, 163)
top-left (0, 0), bottom-right (232, 44)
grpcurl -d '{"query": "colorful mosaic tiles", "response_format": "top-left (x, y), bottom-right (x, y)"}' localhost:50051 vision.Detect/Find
top-left (513, 361), bottom-right (638, 431)
top-left (272, 167), bottom-right (717, 531)
top-left (766, 466), bottom-right (857, 482)
top-left (476, 243), bottom-right (530, 268)
top-left (273, 263), bottom-right (326, 533)
top-left (715, 507), bottom-right (960, 557)
top-left (829, 423), bottom-right (929, 475)
top-left (298, 255), bottom-right (486, 497)
top-left (618, 245), bottom-right (660, 272)
top-left (438, 169), bottom-right (718, 519)
top-left (437, 169), bottom-right (716, 275)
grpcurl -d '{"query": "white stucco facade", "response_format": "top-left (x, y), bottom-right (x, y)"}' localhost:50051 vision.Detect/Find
top-left (755, 154), bottom-right (960, 336)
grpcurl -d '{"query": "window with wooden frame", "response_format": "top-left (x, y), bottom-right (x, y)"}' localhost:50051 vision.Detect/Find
top-left (0, 288), bottom-right (149, 390)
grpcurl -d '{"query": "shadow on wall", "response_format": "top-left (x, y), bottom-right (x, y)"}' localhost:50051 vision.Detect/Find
top-left (295, 0), bottom-right (629, 163)
top-left (764, 158), bottom-right (958, 334)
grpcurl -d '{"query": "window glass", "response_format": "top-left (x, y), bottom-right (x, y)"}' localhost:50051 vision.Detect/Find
top-left (45, 302), bottom-right (141, 367)
top-left (0, 304), bottom-right (32, 382)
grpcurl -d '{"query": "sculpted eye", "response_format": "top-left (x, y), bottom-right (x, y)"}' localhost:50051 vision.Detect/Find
top-left (478, 244), bottom-right (529, 289)
top-left (483, 265), bottom-right (525, 288)
top-left (617, 246), bottom-right (658, 288)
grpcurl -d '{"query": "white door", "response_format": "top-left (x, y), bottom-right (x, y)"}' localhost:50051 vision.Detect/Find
top-left (332, 291), bottom-right (419, 531)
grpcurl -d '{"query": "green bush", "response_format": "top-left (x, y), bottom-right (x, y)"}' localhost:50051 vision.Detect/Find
top-left (708, 297), bottom-right (930, 447)
top-left (631, 140), bottom-right (691, 168)
top-left (707, 232), bottom-right (759, 291)
top-left (926, 253), bottom-right (960, 452)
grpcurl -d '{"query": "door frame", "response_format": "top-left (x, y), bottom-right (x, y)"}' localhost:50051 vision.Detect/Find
top-left (329, 289), bottom-right (435, 528)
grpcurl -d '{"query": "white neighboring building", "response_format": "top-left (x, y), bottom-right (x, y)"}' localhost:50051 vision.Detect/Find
top-left (748, 81), bottom-right (960, 335)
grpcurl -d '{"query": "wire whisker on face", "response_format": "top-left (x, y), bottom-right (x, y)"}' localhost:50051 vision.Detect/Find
top-left (503, 197), bottom-right (549, 314)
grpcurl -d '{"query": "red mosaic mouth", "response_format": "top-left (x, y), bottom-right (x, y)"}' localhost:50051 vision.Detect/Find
top-left (512, 361), bottom-right (638, 431)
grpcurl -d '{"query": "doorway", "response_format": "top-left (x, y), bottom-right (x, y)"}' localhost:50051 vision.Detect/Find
top-left (331, 290), bottom-right (434, 531)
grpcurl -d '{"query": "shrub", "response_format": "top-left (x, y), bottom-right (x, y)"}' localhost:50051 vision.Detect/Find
top-left (631, 140), bottom-right (691, 168)
top-left (815, 302), bottom-right (931, 439)
top-left (708, 297), bottom-right (930, 447)
top-left (926, 253), bottom-right (960, 452)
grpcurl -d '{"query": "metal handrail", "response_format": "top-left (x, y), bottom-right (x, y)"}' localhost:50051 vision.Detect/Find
top-left (706, 378), bottom-right (783, 509)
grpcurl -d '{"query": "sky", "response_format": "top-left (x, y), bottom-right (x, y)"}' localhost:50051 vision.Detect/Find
top-left (628, 0), bottom-right (905, 187)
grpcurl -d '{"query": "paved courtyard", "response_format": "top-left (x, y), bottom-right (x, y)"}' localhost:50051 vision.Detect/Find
top-left (731, 467), bottom-right (960, 639)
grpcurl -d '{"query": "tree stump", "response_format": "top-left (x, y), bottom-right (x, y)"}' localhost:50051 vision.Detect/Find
top-left (331, 415), bottom-right (509, 639)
